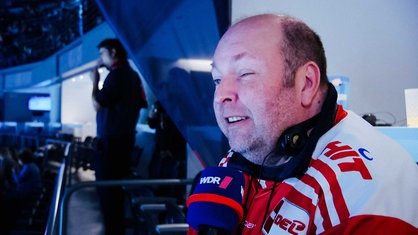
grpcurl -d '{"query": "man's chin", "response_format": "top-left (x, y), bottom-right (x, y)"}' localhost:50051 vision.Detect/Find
top-left (228, 133), bottom-right (254, 151)
top-left (229, 141), bottom-right (249, 154)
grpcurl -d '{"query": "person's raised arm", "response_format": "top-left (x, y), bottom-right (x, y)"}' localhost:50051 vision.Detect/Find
top-left (91, 64), bottom-right (102, 111)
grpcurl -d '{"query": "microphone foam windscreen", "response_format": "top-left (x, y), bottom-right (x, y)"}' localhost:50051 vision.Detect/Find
top-left (186, 166), bottom-right (245, 233)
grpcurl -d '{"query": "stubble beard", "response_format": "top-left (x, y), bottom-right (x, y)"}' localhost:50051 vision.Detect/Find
top-left (228, 131), bottom-right (274, 165)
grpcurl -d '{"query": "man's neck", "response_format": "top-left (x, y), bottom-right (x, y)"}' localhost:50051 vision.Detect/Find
top-left (110, 59), bottom-right (128, 70)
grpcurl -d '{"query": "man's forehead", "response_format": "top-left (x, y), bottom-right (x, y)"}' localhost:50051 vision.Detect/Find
top-left (212, 51), bottom-right (256, 71)
top-left (221, 19), bottom-right (281, 47)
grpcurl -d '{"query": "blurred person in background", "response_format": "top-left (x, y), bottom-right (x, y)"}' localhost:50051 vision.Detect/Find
top-left (148, 101), bottom-right (187, 203)
top-left (91, 38), bottom-right (147, 235)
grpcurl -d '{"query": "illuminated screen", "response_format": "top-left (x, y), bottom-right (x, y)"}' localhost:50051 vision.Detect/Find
top-left (28, 96), bottom-right (51, 111)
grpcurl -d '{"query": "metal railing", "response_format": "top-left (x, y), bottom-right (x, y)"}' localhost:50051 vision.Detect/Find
top-left (44, 158), bottom-right (67, 235)
top-left (43, 140), bottom-right (72, 235)
top-left (41, 136), bottom-right (194, 235)
top-left (57, 178), bottom-right (193, 235)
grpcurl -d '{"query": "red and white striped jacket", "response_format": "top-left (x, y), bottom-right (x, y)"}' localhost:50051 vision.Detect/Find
top-left (188, 107), bottom-right (418, 234)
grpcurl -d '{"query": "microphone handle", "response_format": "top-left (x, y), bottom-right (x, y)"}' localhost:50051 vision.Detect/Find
top-left (198, 225), bottom-right (231, 235)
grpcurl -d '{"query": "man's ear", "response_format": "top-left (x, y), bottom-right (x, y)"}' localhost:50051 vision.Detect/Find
top-left (300, 61), bottom-right (321, 107)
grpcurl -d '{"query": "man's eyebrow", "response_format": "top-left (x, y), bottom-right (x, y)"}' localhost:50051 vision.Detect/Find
top-left (211, 52), bottom-right (252, 70)
top-left (210, 62), bottom-right (217, 74)
top-left (232, 52), bottom-right (249, 62)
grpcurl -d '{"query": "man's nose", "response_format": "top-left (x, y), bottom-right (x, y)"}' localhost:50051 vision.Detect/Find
top-left (214, 76), bottom-right (237, 104)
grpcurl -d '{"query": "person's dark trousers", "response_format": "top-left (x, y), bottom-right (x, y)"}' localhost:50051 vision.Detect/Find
top-left (94, 135), bottom-right (135, 235)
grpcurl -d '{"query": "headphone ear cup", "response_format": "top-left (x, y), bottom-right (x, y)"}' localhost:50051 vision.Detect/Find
top-left (279, 127), bottom-right (308, 156)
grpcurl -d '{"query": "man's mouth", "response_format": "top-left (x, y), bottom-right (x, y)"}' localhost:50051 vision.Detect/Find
top-left (226, 116), bottom-right (247, 123)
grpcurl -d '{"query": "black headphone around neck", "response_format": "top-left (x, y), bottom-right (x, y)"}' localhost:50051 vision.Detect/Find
top-left (277, 113), bottom-right (320, 157)
top-left (226, 82), bottom-right (338, 181)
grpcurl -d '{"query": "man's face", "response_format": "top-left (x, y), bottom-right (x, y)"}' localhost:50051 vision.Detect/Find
top-left (211, 19), bottom-right (298, 164)
top-left (99, 47), bottom-right (114, 69)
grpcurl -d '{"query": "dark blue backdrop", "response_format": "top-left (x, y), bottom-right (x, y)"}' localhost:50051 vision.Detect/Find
top-left (94, 0), bottom-right (230, 167)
